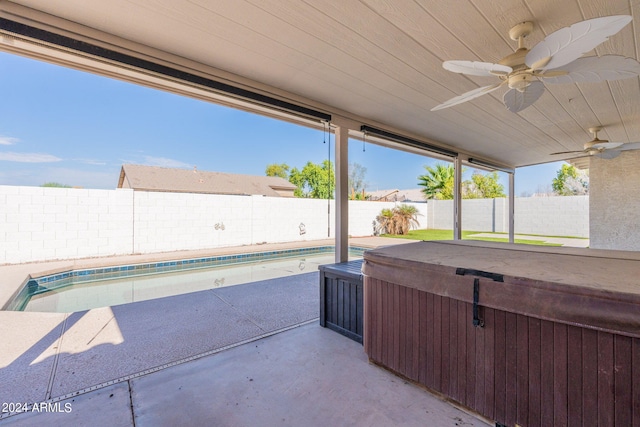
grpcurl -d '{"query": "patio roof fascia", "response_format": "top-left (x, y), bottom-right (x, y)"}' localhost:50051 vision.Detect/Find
top-left (0, 15), bottom-right (331, 125)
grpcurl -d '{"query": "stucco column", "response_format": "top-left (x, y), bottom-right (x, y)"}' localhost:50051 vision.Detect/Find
top-left (590, 151), bottom-right (640, 250)
top-left (334, 124), bottom-right (349, 262)
top-left (453, 156), bottom-right (462, 240)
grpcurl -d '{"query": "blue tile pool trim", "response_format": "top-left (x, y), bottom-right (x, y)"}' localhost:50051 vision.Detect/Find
top-left (5, 246), bottom-right (367, 311)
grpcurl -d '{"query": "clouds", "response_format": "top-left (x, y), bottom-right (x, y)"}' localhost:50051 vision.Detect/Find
top-left (0, 152), bottom-right (63, 163)
top-left (74, 158), bottom-right (107, 166)
top-left (141, 155), bottom-right (192, 169)
top-left (0, 135), bottom-right (62, 163)
top-left (0, 166), bottom-right (119, 189)
top-left (0, 136), bottom-right (19, 145)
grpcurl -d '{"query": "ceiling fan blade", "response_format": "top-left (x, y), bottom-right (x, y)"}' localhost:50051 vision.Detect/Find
top-left (502, 81), bottom-right (545, 113)
top-left (443, 60), bottom-right (512, 76)
top-left (525, 15), bottom-right (632, 71)
top-left (431, 82), bottom-right (504, 111)
top-left (596, 150), bottom-right (621, 159)
top-left (617, 142), bottom-right (640, 151)
top-left (591, 141), bottom-right (623, 150)
top-left (542, 55), bottom-right (640, 84)
top-left (535, 70), bottom-right (568, 77)
top-left (529, 56), bottom-right (552, 71)
top-left (550, 150), bottom-right (586, 155)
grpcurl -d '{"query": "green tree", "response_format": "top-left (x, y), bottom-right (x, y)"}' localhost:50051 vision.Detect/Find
top-left (418, 163), bottom-right (455, 200)
top-left (265, 163), bottom-right (290, 179)
top-left (552, 164), bottom-right (589, 196)
top-left (350, 191), bottom-right (368, 200)
top-left (348, 162), bottom-right (367, 199)
top-left (418, 163), bottom-right (506, 199)
top-left (41, 182), bottom-right (71, 188)
top-left (289, 160), bottom-right (335, 198)
top-left (466, 171), bottom-right (506, 198)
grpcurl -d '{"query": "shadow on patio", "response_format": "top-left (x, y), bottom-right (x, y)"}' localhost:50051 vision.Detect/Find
top-left (0, 270), bottom-right (487, 426)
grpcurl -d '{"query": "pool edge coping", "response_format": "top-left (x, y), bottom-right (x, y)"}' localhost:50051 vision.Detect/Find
top-left (0, 244), bottom-right (372, 312)
top-left (0, 237), bottom-right (414, 310)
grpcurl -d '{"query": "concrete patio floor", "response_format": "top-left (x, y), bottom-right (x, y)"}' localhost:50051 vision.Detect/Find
top-left (7, 235), bottom-right (588, 425)
top-left (0, 268), bottom-right (489, 426)
top-left (0, 322), bottom-right (489, 427)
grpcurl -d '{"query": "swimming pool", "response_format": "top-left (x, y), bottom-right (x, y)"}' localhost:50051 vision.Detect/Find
top-left (7, 246), bottom-right (365, 313)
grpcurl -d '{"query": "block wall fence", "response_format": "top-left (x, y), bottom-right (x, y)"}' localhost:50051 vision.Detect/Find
top-left (427, 195), bottom-right (589, 238)
top-left (0, 185), bottom-right (588, 264)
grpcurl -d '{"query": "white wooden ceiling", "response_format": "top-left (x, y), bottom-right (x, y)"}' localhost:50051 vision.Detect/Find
top-left (3, 0), bottom-right (640, 168)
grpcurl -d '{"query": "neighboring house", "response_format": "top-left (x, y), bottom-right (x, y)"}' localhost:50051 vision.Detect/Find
top-left (368, 188), bottom-right (426, 202)
top-left (117, 164), bottom-right (297, 197)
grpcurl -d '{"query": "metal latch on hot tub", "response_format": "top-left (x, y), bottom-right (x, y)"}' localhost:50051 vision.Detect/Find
top-left (455, 268), bottom-right (504, 328)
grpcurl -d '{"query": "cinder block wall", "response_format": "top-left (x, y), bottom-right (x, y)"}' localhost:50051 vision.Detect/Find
top-left (0, 186), bottom-right (426, 264)
top-left (514, 195), bottom-right (588, 237)
top-left (427, 199), bottom-right (453, 230)
top-left (132, 193), bottom-right (427, 253)
top-left (0, 186), bottom-right (134, 264)
top-left (1, 183), bottom-right (591, 265)
top-left (426, 196), bottom-right (589, 237)
top-left (462, 198), bottom-right (498, 231)
top-left (590, 151), bottom-right (640, 251)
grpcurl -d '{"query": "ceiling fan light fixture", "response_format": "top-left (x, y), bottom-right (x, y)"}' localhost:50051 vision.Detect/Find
top-left (508, 73), bottom-right (532, 91)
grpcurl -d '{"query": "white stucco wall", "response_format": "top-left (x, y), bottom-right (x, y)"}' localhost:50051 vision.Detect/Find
top-left (590, 151), bottom-right (640, 251)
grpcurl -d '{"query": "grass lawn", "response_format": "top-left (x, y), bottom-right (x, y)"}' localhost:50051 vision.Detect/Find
top-left (381, 229), bottom-right (564, 246)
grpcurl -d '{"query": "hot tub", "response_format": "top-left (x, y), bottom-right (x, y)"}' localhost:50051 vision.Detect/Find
top-left (362, 240), bottom-right (640, 427)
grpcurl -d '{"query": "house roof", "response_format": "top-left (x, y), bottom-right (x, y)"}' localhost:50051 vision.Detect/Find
top-left (368, 189), bottom-right (426, 203)
top-left (117, 164), bottom-right (297, 197)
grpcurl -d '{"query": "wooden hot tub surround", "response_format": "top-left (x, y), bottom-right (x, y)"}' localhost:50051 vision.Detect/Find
top-left (362, 240), bottom-right (640, 427)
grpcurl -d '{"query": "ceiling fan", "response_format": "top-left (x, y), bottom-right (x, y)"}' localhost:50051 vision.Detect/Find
top-left (431, 15), bottom-right (640, 113)
top-left (551, 126), bottom-right (640, 159)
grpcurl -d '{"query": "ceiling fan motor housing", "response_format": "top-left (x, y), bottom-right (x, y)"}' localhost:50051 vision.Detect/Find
top-left (498, 48), bottom-right (533, 91)
top-left (508, 72), bottom-right (532, 91)
top-left (584, 136), bottom-right (607, 151)
top-left (498, 48), bottom-right (528, 69)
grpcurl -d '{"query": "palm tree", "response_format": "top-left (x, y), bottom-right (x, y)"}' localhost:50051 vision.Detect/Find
top-left (375, 208), bottom-right (395, 235)
top-left (418, 163), bottom-right (454, 200)
top-left (375, 205), bottom-right (420, 235)
top-left (394, 204), bottom-right (420, 234)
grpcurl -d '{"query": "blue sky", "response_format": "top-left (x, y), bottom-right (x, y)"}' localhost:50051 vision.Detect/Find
top-left (0, 51), bottom-right (562, 195)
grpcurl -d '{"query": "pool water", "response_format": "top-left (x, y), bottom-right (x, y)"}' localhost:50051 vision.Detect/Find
top-left (13, 247), bottom-right (364, 313)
